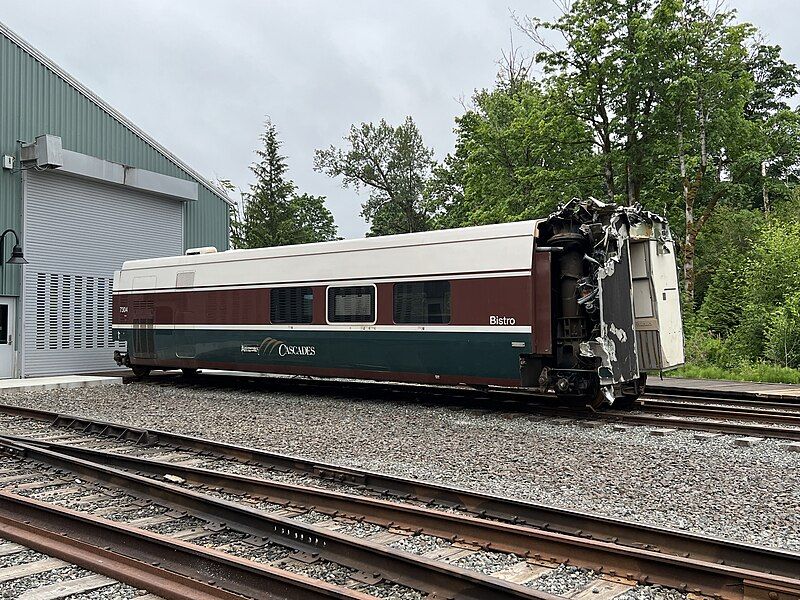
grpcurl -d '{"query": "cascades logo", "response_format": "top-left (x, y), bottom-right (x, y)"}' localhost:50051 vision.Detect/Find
top-left (249, 337), bottom-right (317, 357)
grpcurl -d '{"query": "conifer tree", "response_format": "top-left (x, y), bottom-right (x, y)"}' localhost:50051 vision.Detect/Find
top-left (237, 121), bottom-right (337, 248)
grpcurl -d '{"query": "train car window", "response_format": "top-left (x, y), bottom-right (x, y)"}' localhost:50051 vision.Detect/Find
top-left (327, 286), bottom-right (375, 323)
top-left (270, 287), bottom-right (313, 324)
top-left (393, 281), bottom-right (451, 324)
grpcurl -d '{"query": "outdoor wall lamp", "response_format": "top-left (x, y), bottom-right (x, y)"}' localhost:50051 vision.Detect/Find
top-left (0, 229), bottom-right (28, 265)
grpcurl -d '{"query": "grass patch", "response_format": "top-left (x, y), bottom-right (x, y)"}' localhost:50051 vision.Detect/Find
top-left (668, 362), bottom-right (800, 384)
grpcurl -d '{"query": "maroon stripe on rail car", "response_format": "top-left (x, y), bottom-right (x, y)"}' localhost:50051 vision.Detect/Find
top-left (113, 276), bottom-right (533, 327)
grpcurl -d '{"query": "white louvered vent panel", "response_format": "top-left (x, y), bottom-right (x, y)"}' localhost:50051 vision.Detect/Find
top-left (23, 170), bottom-right (183, 376)
top-left (97, 278), bottom-right (106, 348)
top-left (35, 274), bottom-right (46, 350)
top-left (107, 278), bottom-right (114, 346)
top-left (48, 274), bottom-right (58, 350)
top-left (74, 276), bottom-right (84, 350)
top-left (86, 277), bottom-right (95, 349)
top-left (62, 275), bottom-right (71, 349)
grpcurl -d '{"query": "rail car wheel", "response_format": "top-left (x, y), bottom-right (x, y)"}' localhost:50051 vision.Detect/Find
top-left (130, 366), bottom-right (151, 378)
top-left (181, 368), bottom-right (199, 378)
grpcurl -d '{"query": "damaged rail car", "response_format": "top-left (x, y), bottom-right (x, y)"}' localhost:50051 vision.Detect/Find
top-left (112, 199), bottom-right (684, 408)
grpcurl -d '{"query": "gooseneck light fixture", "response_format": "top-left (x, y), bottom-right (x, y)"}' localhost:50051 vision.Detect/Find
top-left (0, 229), bottom-right (27, 265)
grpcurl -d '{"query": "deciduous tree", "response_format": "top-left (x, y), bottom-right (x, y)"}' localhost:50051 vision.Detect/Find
top-left (314, 117), bottom-right (434, 236)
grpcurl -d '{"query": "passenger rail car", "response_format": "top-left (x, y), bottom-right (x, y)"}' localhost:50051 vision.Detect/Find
top-left (112, 199), bottom-right (684, 408)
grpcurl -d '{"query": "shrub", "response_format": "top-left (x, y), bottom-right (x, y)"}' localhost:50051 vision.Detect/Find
top-left (764, 292), bottom-right (800, 369)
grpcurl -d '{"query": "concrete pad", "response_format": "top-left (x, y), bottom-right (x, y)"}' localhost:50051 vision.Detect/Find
top-left (780, 442), bottom-right (800, 453)
top-left (0, 375), bottom-right (121, 394)
top-left (650, 428), bottom-right (677, 436)
top-left (734, 436), bottom-right (764, 447)
top-left (612, 425), bottom-right (630, 432)
top-left (694, 432), bottom-right (723, 441)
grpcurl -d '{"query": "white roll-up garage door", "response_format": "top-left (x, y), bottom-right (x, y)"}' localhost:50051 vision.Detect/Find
top-left (22, 170), bottom-right (183, 376)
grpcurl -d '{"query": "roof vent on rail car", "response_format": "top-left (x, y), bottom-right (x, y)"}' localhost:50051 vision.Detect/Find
top-left (185, 246), bottom-right (218, 256)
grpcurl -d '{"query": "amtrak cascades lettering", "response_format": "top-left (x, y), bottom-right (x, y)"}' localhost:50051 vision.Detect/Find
top-left (241, 337), bottom-right (317, 357)
top-left (279, 344), bottom-right (316, 356)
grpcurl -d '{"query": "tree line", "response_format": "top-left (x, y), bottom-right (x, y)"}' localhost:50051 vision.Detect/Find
top-left (231, 0), bottom-right (800, 378)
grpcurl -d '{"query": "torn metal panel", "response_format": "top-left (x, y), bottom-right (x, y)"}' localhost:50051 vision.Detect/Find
top-left (536, 197), bottom-right (682, 405)
top-left (594, 238), bottom-right (638, 385)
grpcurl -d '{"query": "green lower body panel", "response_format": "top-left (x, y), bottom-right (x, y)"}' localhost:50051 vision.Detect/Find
top-left (116, 328), bottom-right (529, 386)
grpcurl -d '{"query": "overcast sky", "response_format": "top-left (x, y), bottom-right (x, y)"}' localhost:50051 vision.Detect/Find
top-left (3, 1), bottom-right (798, 238)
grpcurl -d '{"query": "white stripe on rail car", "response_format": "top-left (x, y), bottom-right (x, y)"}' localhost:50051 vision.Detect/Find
top-left (113, 324), bottom-right (533, 334)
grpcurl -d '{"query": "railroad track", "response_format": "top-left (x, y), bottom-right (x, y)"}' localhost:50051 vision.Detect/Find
top-left (644, 390), bottom-right (800, 410)
top-left (635, 397), bottom-right (800, 424)
top-left (0, 534), bottom-right (167, 599)
top-left (0, 403), bottom-right (798, 600)
top-left (125, 372), bottom-right (800, 441)
top-left (644, 385), bottom-right (800, 406)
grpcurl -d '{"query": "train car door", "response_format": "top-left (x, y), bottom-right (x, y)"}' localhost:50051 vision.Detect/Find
top-left (174, 271), bottom-right (197, 359)
top-left (131, 276), bottom-right (156, 360)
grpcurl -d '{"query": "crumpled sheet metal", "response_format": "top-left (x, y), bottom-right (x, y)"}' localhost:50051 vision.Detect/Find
top-left (545, 198), bottom-right (668, 399)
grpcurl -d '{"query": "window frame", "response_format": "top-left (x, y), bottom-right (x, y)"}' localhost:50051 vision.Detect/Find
top-left (325, 283), bottom-right (377, 325)
top-left (392, 280), bottom-right (452, 325)
top-left (269, 286), bottom-right (315, 325)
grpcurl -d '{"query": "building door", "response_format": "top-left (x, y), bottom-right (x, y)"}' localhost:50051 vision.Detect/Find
top-left (22, 170), bottom-right (183, 376)
top-left (0, 298), bottom-right (16, 378)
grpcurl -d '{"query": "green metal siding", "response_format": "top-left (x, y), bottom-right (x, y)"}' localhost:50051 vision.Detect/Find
top-left (0, 28), bottom-right (229, 296)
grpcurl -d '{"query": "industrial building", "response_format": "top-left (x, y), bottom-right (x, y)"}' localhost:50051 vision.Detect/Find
top-left (0, 21), bottom-right (231, 378)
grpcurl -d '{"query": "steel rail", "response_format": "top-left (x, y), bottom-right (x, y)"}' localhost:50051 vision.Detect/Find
top-left (1, 402), bottom-right (799, 581)
top-left (0, 436), bottom-right (551, 600)
top-left (644, 385), bottom-right (800, 404)
top-left (642, 392), bottom-right (800, 411)
top-left (601, 411), bottom-right (800, 440)
top-left (637, 398), bottom-right (800, 422)
top-left (14, 434), bottom-right (800, 587)
top-left (0, 490), bottom-right (373, 600)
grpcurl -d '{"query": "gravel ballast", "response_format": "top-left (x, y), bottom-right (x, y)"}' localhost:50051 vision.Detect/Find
top-left (3, 381), bottom-right (799, 552)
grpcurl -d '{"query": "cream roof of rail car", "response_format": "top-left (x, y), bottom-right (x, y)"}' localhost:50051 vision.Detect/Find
top-left (115, 219), bottom-right (541, 292)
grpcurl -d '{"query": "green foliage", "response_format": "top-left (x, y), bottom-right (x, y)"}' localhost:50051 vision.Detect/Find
top-left (682, 329), bottom-right (740, 369)
top-left (314, 117), bottom-right (434, 236)
top-left (286, 193), bottom-right (338, 245)
top-left (429, 81), bottom-right (597, 228)
top-left (669, 362), bottom-right (800, 384)
top-left (676, 324), bottom-right (800, 383)
top-left (694, 216), bottom-right (800, 373)
top-left (765, 293), bottom-right (800, 369)
top-left (236, 121), bottom-right (337, 249)
top-left (742, 219), bottom-right (800, 308)
top-left (694, 208), bottom-right (763, 327)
